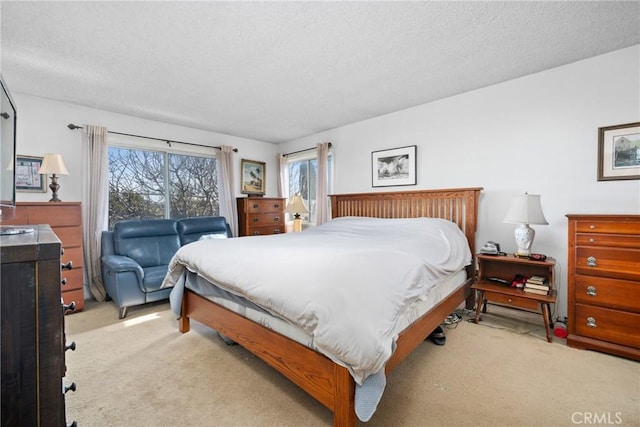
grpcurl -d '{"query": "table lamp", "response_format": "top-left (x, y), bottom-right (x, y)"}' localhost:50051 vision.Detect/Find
top-left (285, 195), bottom-right (309, 232)
top-left (503, 192), bottom-right (548, 256)
top-left (38, 153), bottom-right (69, 202)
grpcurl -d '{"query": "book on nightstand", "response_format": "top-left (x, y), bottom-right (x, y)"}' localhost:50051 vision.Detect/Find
top-left (524, 287), bottom-right (549, 295)
top-left (527, 275), bottom-right (547, 285)
top-left (525, 282), bottom-right (550, 291)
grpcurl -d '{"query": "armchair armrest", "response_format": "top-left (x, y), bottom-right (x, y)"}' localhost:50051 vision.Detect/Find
top-left (101, 254), bottom-right (144, 283)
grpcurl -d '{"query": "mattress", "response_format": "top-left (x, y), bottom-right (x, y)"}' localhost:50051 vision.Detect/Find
top-left (183, 268), bottom-right (467, 352)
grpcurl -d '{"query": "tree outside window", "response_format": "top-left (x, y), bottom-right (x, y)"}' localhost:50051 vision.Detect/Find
top-left (108, 146), bottom-right (218, 229)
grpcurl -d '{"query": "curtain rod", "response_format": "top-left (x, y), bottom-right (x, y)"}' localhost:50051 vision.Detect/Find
top-left (284, 142), bottom-right (331, 157)
top-left (67, 123), bottom-right (238, 152)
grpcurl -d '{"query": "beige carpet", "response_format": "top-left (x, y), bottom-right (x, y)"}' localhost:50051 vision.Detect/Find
top-left (64, 300), bottom-right (640, 427)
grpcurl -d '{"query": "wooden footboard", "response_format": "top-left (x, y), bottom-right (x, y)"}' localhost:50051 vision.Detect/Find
top-left (180, 278), bottom-right (471, 427)
top-left (177, 187), bottom-right (481, 426)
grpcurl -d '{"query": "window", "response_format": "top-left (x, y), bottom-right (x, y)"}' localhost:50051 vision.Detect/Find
top-left (287, 152), bottom-right (332, 224)
top-left (108, 143), bottom-right (218, 229)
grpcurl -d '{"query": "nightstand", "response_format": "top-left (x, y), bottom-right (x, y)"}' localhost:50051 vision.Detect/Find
top-left (472, 254), bottom-right (557, 342)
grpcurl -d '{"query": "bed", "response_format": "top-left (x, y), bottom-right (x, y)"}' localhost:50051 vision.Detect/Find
top-left (164, 187), bottom-right (482, 426)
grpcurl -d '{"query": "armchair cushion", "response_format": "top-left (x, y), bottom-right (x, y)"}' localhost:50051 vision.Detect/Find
top-left (113, 219), bottom-right (180, 268)
top-left (177, 216), bottom-right (232, 246)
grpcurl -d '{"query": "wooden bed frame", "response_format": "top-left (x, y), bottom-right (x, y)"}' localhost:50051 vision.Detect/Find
top-left (178, 187), bottom-right (482, 426)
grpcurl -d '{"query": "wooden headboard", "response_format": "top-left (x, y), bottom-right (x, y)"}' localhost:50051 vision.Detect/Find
top-left (329, 187), bottom-right (483, 262)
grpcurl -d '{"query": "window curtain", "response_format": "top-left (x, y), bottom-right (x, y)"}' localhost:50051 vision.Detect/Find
top-left (276, 153), bottom-right (288, 199)
top-left (217, 145), bottom-right (237, 236)
top-left (81, 124), bottom-right (109, 301)
top-left (316, 142), bottom-right (330, 225)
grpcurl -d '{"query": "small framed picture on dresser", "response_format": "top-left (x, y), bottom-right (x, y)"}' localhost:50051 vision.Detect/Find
top-left (15, 155), bottom-right (47, 192)
top-left (598, 122), bottom-right (640, 181)
top-left (240, 159), bottom-right (266, 196)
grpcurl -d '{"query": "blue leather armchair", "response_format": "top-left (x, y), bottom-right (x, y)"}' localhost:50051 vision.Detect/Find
top-left (101, 216), bottom-right (232, 318)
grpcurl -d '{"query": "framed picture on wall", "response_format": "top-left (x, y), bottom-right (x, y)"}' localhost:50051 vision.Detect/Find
top-left (372, 145), bottom-right (417, 187)
top-left (598, 122), bottom-right (640, 181)
top-left (240, 159), bottom-right (266, 196)
top-left (15, 155), bottom-right (47, 192)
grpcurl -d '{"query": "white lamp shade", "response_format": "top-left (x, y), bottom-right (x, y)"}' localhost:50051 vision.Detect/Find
top-left (38, 153), bottom-right (69, 175)
top-left (503, 193), bottom-right (548, 225)
top-left (285, 195), bottom-right (309, 214)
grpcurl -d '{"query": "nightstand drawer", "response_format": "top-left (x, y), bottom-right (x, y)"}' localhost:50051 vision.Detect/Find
top-left (484, 291), bottom-right (539, 311)
top-left (576, 233), bottom-right (640, 249)
top-left (575, 247), bottom-right (640, 281)
top-left (574, 275), bottom-right (640, 313)
top-left (575, 220), bottom-right (640, 235)
top-left (574, 304), bottom-right (640, 348)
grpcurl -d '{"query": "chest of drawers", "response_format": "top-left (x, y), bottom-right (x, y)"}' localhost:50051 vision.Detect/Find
top-left (237, 197), bottom-right (286, 236)
top-left (2, 202), bottom-right (84, 312)
top-left (566, 214), bottom-right (640, 361)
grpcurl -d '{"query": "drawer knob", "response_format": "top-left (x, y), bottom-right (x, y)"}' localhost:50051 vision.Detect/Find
top-left (65, 341), bottom-right (77, 352)
top-left (589, 224), bottom-right (596, 229)
top-left (63, 301), bottom-right (76, 313)
top-left (252, 218), bottom-right (259, 222)
top-left (586, 286), bottom-right (597, 296)
top-left (253, 231), bottom-right (260, 236)
top-left (274, 204), bottom-right (280, 208)
top-left (589, 238), bottom-right (595, 243)
top-left (68, 422), bottom-right (78, 427)
top-left (274, 216), bottom-right (280, 221)
top-left (61, 278), bottom-right (68, 286)
top-left (586, 317), bottom-right (597, 328)
top-left (274, 229), bottom-right (281, 234)
top-left (253, 204), bottom-right (259, 209)
top-left (586, 256), bottom-right (597, 267)
top-left (64, 382), bottom-right (76, 394)
top-left (507, 298), bottom-right (512, 303)
top-left (61, 260), bottom-right (73, 270)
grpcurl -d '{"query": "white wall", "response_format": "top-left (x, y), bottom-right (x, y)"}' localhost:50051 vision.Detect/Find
top-left (12, 94), bottom-right (280, 203)
top-left (279, 45), bottom-right (640, 317)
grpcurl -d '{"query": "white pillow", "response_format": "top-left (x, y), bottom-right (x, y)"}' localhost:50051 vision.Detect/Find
top-left (198, 233), bottom-right (227, 240)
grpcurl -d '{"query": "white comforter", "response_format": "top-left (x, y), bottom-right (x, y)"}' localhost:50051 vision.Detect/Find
top-left (163, 216), bottom-right (471, 384)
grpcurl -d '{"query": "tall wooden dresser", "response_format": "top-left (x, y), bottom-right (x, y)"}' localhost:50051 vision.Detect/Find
top-left (1, 225), bottom-right (76, 426)
top-left (566, 214), bottom-right (640, 361)
top-left (237, 197), bottom-right (286, 236)
top-left (2, 202), bottom-right (84, 312)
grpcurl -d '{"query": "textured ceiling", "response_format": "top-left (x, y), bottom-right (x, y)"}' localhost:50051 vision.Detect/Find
top-left (1, 1), bottom-right (639, 144)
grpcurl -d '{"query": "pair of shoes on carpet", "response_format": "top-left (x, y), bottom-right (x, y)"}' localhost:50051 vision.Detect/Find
top-left (427, 326), bottom-right (446, 346)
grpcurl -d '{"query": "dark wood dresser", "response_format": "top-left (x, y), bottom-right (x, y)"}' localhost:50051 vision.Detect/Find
top-left (1, 224), bottom-right (76, 425)
top-left (237, 197), bottom-right (285, 236)
top-left (566, 214), bottom-right (640, 361)
top-left (2, 202), bottom-right (84, 312)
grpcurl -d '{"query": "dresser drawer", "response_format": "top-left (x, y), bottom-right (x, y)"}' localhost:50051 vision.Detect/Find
top-left (51, 225), bottom-right (82, 248)
top-left (248, 213), bottom-right (284, 227)
top-left (61, 246), bottom-right (84, 270)
top-left (575, 220), bottom-right (640, 235)
top-left (25, 205), bottom-right (82, 227)
top-left (576, 233), bottom-right (640, 249)
top-left (574, 275), bottom-right (640, 313)
top-left (61, 268), bottom-right (84, 291)
top-left (247, 225), bottom-right (285, 236)
top-left (246, 199), bottom-right (284, 213)
top-left (62, 288), bottom-right (85, 312)
top-left (575, 247), bottom-right (640, 281)
top-left (574, 304), bottom-right (640, 349)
